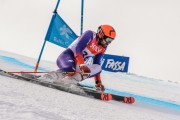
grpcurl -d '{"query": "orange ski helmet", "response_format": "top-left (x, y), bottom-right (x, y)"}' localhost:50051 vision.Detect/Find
top-left (97, 25), bottom-right (116, 44)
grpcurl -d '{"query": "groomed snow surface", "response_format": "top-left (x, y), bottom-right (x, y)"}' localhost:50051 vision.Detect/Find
top-left (0, 50), bottom-right (179, 120)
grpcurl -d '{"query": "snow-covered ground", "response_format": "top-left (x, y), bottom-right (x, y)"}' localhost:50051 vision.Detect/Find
top-left (0, 50), bottom-right (180, 120)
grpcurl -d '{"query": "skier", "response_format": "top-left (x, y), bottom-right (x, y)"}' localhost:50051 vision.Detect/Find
top-left (42, 24), bottom-right (116, 91)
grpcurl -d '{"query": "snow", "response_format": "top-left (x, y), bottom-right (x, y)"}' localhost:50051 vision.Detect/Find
top-left (0, 50), bottom-right (180, 120)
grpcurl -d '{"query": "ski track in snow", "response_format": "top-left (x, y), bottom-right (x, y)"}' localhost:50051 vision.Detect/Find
top-left (0, 50), bottom-right (180, 120)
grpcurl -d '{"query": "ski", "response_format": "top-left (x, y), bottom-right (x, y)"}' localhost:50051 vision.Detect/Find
top-left (79, 85), bottom-right (135, 104)
top-left (0, 69), bottom-right (111, 101)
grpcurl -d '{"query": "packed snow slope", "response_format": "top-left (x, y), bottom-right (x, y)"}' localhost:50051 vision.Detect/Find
top-left (0, 50), bottom-right (180, 120)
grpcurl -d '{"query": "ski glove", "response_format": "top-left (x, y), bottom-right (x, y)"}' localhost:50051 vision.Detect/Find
top-left (95, 83), bottom-right (105, 92)
top-left (79, 64), bottom-right (91, 77)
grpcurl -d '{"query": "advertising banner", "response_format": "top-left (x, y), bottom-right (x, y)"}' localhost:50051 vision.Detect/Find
top-left (101, 54), bottom-right (129, 72)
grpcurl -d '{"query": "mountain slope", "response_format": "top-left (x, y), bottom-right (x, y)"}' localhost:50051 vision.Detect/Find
top-left (0, 50), bottom-right (180, 120)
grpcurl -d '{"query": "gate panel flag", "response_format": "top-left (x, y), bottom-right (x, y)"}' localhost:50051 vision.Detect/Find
top-left (45, 13), bottom-right (78, 48)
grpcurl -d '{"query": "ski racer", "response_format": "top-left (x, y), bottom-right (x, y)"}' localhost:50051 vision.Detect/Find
top-left (42, 25), bottom-right (116, 91)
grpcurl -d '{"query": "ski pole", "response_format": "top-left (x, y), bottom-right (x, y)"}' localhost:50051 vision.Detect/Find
top-left (9, 71), bottom-right (79, 74)
top-left (8, 71), bottom-right (90, 75)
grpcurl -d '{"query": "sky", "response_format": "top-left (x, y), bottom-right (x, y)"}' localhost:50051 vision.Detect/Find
top-left (0, 50), bottom-right (180, 120)
top-left (0, 0), bottom-right (180, 82)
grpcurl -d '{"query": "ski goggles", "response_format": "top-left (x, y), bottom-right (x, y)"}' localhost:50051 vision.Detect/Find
top-left (104, 37), bottom-right (114, 44)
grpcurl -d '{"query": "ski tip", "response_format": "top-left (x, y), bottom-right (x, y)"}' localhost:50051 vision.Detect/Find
top-left (101, 93), bottom-right (112, 101)
top-left (124, 97), bottom-right (135, 104)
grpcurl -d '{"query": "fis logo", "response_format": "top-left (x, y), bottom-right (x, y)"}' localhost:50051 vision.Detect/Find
top-left (102, 59), bottom-right (126, 71)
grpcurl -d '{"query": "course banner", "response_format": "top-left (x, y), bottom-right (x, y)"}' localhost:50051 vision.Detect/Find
top-left (45, 13), bottom-right (78, 48)
top-left (101, 54), bottom-right (129, 72)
